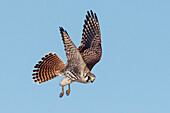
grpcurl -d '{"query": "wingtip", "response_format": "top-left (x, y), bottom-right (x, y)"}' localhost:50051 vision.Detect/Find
top-left (94, 13), bottom-right (98, 22)
top-left (90, 10), bottom-right (94, 18)
top-left (87, 11), bottom-right (91, 17)
top-left (59, 27), bottom-right (64, 32)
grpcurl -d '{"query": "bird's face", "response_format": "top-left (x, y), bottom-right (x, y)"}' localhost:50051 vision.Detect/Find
top-left (85, 72), bottom-right (96, 83)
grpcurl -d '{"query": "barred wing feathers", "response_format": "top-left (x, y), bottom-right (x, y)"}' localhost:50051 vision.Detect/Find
top-left (78, 10), bottom-right (102, 70)
top-left (59, 27), bottom-right (86, 77)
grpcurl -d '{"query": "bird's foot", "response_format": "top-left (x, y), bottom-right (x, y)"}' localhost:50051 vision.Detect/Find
top-left (59, 86), bottom-right (64, 98)
top-left (66, 89), bottom-right (70, 96)
top-left (59, 91), bottom-right (64, 98)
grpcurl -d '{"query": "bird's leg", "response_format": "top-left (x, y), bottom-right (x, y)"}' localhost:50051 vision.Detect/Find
top-left (59, 86), bottom-right (64, 98)
top-left (66, 84), bottom-right (71, 96)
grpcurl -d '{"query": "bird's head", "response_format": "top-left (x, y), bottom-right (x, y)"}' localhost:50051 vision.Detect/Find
top-left (85, 72), bottom-right (96, 83)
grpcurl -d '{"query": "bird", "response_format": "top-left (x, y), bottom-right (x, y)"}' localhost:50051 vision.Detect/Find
top-left (32, 10), bottom-right (102, 98)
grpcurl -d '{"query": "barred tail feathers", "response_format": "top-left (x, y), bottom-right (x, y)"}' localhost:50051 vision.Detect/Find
top-left (32, 53), bottom-right (65, 84)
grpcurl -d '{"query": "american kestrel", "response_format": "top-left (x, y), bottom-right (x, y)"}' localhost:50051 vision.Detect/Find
top-left (32, 10), bottom-right (102, 98)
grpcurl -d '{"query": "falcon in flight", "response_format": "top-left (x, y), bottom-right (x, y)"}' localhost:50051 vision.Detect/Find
top-left (32, 10), bottom-right (102, 98)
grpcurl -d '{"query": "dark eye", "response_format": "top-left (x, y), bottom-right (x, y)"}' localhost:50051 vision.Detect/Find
top-left (85, 72), bottom-right (90, 78)
top-left (86, 76), bottom-right (90, 82)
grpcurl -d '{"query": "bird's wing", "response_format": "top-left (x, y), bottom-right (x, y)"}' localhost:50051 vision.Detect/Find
top-left (32, 53), bottom-right (65, 84)
top-left (59, 27), bottom-right (86, 74)
top-left (78, 10), bottom-right (102, 70)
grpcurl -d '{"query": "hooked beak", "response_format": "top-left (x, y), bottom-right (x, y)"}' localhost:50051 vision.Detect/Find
top-left (91, 78), bottom-right (95, 83)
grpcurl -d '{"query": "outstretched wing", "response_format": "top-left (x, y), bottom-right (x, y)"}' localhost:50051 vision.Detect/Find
top-left (59, 27), bottom-right (86, 76)
top-left (32, 53), bottom-right (65, 84)
top-left (78, 10), bottom-right (102, 70)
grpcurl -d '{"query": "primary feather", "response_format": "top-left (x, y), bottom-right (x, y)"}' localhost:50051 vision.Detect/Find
top-left (78, 10), bottom-right (102, 70)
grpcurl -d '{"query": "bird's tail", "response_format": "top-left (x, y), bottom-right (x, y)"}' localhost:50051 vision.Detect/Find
top-left (32, 53), bottom-right (65, 84)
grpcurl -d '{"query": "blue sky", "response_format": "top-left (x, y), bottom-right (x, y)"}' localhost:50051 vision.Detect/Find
top-left (1, 0), bottom-right (170, 113)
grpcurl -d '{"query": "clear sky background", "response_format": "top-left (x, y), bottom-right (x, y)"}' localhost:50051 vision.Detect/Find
top-left (1, 0), bottom-right (170, 113)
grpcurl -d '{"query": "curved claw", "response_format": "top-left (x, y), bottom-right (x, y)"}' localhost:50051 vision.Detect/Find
top-left (59, 86), bottom-right (64, 98)
top-left (59, 92), bottom-right (64, 98)
top-left (66, 84), bottom-right (71, 96)
top-left (66, 89), bottom-right (70, 96)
